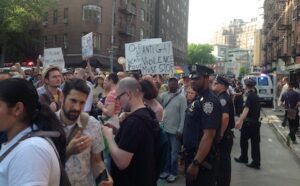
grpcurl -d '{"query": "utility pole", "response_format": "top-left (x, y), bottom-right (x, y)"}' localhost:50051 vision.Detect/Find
top-left (110, 0), bottom-right (116, 72)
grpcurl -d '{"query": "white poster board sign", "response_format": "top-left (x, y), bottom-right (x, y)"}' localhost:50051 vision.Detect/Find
top-left (141, 38), bottom-right (162, 43)
top-left (125, 39), bottom-right (162, 71)
top-left (43, 48), bottom-right (65, 70)
top-left (140, 41), bottom-right (174, 75)
top-left (82, 32), bottom-right (93, 60)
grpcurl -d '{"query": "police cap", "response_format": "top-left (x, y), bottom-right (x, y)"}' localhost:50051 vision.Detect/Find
top-left (215, 75), bottom-right (230, 87)
top-left (244, 77), bottom-right (256, 86)
top-left (188, 65), bottom-right (214, 79)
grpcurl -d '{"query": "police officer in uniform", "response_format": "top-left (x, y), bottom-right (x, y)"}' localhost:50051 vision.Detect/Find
top-left (183, 65), bottom-right (222, 186)
top-left (234, 77), bottom-right (261, 169)
top-left (212, 75), bottom-right (235, 186)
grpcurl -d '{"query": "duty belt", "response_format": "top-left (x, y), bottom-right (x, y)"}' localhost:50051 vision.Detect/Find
top-left (245, 117), bottom-right (259, 123)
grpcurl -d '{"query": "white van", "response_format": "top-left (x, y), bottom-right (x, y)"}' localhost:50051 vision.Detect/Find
top-left (242, 74), bottom-right (273, 105)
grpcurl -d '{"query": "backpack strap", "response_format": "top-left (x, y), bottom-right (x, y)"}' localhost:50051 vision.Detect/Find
top-left (0, 131), bottom-right (60, 162)
top-left (66, 112), bottom-right (90, 145)
top-left (163, 92), bottom-right (180, 108)
top-left (0, 131), bottom-right (71, 186)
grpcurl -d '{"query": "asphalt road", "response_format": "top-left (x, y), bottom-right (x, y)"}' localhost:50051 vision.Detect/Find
top-left (159, 108), bottom-right (300, 186)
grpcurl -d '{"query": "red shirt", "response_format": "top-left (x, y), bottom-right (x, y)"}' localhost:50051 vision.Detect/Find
top-left (105, 89), bottom-right (121, 115)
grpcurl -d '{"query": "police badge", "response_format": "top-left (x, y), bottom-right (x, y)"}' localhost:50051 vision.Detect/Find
top-left (203, 102), bottom-right (214, 115)
top-left (220, 99), bottom-right (227, 106)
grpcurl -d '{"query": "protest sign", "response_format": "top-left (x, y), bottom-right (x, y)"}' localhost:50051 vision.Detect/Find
top-left (43, 48), bottom-right (65, 70)
top-left (125, 39), bottom-right (162, 71)
top-left (82, 32), bottom-right (93, 60)
top-left (141, 38), bottom-right (162, 43)
top-left (140, 41), bottom-right (174, 75)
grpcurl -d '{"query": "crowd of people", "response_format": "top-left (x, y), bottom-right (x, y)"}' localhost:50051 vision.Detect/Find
top-left (0, 60), bottom-right (299, 186)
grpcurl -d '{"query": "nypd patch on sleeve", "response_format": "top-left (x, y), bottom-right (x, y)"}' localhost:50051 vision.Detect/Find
top-left (203, 102), bottom-right (214, 115)
top-left (220, 98), bottom-right (227, 106)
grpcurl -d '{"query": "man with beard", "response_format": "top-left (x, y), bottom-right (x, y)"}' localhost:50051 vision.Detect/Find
top-left (37, 66), bottom-right (63, 112)
top-left (56, 78), bottom-right (113, 186)
top-left (102, 77), bottom-right (159, 186)
top-left (183, 65), bottom-right (221, 186)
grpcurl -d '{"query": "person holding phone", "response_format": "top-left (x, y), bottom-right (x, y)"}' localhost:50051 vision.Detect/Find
top-left (56, 78), bottom-right (113, 186)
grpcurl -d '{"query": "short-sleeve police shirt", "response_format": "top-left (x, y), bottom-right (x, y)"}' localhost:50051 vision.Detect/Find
top-left (183, 89), bottom-right (221, 151)
top-left (218, 91), bottom-right (235, 130)
top-left (244, 90), bottom-right (260, 120)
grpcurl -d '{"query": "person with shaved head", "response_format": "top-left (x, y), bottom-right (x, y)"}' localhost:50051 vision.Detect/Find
top-left (102, 77), bottom-right (159, 186)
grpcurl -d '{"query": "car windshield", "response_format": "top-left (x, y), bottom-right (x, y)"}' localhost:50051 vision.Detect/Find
top-left (258, 76), bottom-right (269, 86)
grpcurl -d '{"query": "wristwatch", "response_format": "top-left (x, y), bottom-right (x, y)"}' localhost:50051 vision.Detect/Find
top-left (192, 159), bottom-right (201, 167)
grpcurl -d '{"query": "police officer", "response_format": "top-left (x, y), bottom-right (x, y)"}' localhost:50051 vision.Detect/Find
top-left (212, 75), bottom-right (235, 186)
top-left (234, 77), bottom-right (261, 169)
top-left (183, 65), bottom-right (221, 186)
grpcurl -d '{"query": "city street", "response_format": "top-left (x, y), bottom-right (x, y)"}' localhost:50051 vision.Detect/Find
top-left (159, 107), bottom-right (300, 186)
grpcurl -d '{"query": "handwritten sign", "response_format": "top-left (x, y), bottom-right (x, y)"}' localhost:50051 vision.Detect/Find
top-left (82, 32), bottom-right (93, 60)
top-left (125, 39), bottom-right (162, 71)
top-left (43, 48), bottom-right (65, 70)
top-left (139, 41), bottom-right (174, 75)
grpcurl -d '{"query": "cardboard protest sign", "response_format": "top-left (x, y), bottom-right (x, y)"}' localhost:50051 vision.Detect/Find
top-left (140, 41), bottom-right (174, 75)
top-left (43, 48), bottom-right (65, 70)
top-left (82, 32), bottom-right (93, 60)
top-left (125, 39), bottom-right (162, 71)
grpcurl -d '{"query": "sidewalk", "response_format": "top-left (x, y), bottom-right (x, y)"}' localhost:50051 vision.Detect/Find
top-left (261, 108), bottom-right (300, 161)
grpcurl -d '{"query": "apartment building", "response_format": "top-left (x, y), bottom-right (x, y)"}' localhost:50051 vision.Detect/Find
top-left (263, 0), bottom-right (300, 83)
top-left (42, 0), bottom-right (189, 69)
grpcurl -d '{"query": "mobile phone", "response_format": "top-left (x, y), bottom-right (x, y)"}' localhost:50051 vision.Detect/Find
top-left (95, 169), bottom-right (109, 185)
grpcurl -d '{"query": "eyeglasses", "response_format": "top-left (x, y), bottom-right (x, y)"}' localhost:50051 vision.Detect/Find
top-left (115, 92), bottom-right (127, 101)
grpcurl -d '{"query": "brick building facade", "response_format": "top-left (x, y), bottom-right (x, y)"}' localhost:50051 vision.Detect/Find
top-left (42, 0), bottom-right (189, 70)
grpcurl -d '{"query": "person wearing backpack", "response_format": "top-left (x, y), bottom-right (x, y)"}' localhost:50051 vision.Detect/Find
top-left (183, 65), bottom-right (222, 186)
top-left (56, 78), bottom-right (113, 186)
top-left (102, 77), bottom-right (159, 186)
top-left (0, 78), bottom-right (67, 186)
top-left (159, 77), bottom-right (187, 183)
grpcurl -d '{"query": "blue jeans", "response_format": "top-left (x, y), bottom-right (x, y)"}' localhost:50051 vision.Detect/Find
top-left (164, 132), bottom-right (180, 176)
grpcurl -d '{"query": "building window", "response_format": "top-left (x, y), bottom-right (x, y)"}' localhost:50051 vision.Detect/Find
top-left (44, 36), bottom-right (48, 48)
top-left (63, 34), bottom-right (68, 49)
top-left (94, 33), bottom-right (101, 49)
top-left (141, 9), bottom-right (145, 21)
top-left (53, 10), bottom-right (58, 24)
top-left (42, 12), bottom-right (48, 26)
top-left (64, 8), bottom-right (69, 23)
top-left (82, 5), bottom-right (102, 22)
top-left (53, 35), bottom-right (58, 47)
top-left (140, 28), bottom-right (144, 40)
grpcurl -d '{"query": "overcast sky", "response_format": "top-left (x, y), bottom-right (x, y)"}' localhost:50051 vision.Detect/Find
top-left (188, 0), bottom-right (263, 44)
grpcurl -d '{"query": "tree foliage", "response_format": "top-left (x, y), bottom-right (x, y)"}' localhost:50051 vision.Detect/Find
top-left (0, 0), bottom-right (55, 33)
top-left (187, 43), bottom-right (215, 65)
top-left (0, 0), bottom-right (56, 66)
top-left (239, 67), bottom-right (249, 77)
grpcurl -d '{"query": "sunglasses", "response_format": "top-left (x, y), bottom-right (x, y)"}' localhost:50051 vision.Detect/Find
top-left (115, 91), bottom-right (127, 101)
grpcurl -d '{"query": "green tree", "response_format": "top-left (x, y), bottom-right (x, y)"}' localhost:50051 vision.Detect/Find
top-left (239, 67), bottom-right (249, 77)
top-left (187, 43), bottom-right (216, 65)
top-left (0, 0), bottom-right (56, 66)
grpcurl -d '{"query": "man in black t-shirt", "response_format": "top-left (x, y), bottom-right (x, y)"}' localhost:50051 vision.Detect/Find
top-left (235, 77), bottom-right (261, 169)
top-left (102, 77), bottom-right (159, 186)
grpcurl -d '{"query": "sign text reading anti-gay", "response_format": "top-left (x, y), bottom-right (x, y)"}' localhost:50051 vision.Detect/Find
top-left (125, 41), bottom-right (174, 75)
